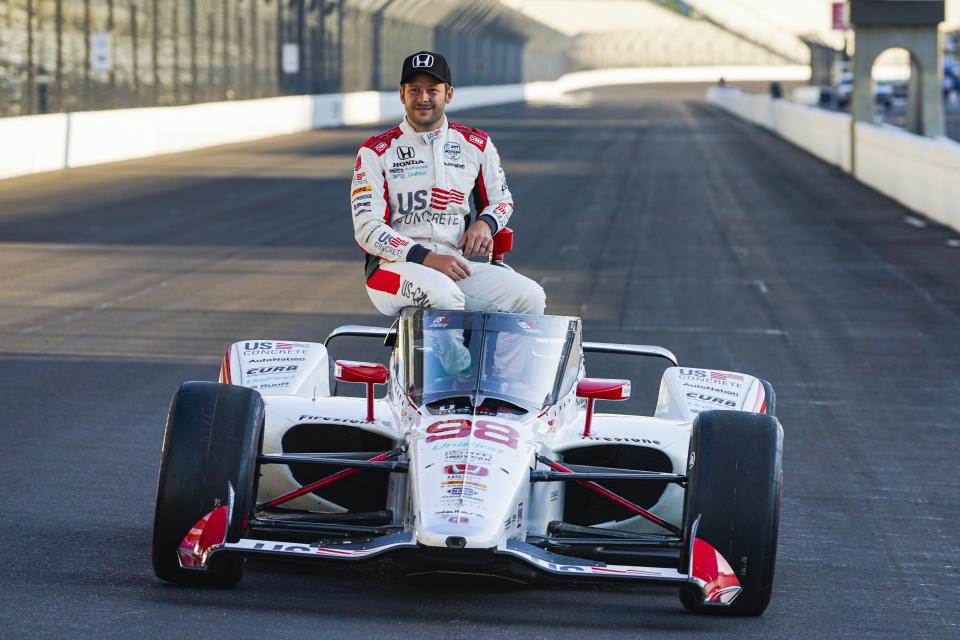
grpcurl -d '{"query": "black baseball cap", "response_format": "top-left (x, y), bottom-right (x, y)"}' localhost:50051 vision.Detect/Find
top-left (401, 51), bottom-right (452, 85)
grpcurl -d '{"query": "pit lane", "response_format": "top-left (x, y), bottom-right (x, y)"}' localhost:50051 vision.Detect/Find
top-left (0, 82), bottom-right (957, 639)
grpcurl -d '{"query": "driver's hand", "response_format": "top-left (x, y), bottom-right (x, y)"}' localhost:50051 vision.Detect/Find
top-left (458, 220), bottom-right (493, 258)
top-left (424, 252), bottom-right (472, 281)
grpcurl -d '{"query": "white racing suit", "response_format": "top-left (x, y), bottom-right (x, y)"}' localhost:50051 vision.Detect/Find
top-left (351, 117), bottom-right (545, 316)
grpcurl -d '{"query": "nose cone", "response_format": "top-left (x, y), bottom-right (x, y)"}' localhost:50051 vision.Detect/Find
top-left (416, 514), bottom-right (502, 549)
top-left (411, 415), bottom-right (542, 550)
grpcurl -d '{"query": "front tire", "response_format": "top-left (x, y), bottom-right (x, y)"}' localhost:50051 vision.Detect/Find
top-left (152, 382), bottom-right (264, 587)
top-left (679, 410), bottom-right (783, 616)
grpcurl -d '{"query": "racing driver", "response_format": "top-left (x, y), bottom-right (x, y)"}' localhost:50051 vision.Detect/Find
top-left (351, 50), bottom-right (546, 316)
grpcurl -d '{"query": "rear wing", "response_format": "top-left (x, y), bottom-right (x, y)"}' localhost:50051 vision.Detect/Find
top-left (324, 324), bottom-right (396, 348)
top-left (322, 328), bottom-right (680, 366)
top-left (583, 342), bottom-right (678, 366)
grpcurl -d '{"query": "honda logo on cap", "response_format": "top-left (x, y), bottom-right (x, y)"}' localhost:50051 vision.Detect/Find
top-left (412, 54), bottom-right (434, 68)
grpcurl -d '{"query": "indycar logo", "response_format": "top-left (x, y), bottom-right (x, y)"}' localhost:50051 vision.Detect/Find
top-left (443, 450), bottom-right (492, 463)
top-left (444, 142), bottom-right (461, 160)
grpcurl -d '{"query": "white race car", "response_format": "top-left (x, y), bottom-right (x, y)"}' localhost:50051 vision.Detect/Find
top-left (152, 308), bottom-right (783, 615)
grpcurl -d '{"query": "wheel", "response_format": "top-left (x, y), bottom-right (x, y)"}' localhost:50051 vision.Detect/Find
top-left (152, 381), bottom-right (264, 587)
top-left (678, 410), bottom-right (783, 616)
top-left (759, 378), bottom-right (776, 416)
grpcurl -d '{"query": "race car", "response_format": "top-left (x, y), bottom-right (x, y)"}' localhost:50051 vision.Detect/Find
top-left (152, 307), bottom-right (783, 615)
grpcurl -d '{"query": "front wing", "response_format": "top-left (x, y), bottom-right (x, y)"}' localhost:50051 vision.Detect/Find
top-left (178, 509), bottom-right (740, 607)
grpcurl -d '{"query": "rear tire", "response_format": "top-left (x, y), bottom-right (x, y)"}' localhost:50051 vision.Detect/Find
top-left (152, 382), bottom-right (264, 587)
top-left (679, 410), bottom-right (783, 616)
top-left (759, 378), bottom-right (776, 416)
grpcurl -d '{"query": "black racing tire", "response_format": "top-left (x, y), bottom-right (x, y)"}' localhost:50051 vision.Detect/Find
top-left (678, 410), bottom-right (783, 616)
top-left (152, 381), bottom-right (264, 587)
top-left (759, 378), bottom-right (776, 416)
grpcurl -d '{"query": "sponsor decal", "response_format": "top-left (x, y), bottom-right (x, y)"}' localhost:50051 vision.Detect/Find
top-left (373, 231), bottom-right (409, 259)
top-left (396, 146), bottom-right (415, 160)
top-left (516, 320), bottom-right (542, 334)
top-left (447, 486), bottom-right (479, 497)
top-left (355, 156), bottom-right (362, 170)
top-left (391, 159), bottom-right (425, 168)
top-left (441, 480), bottom-right (487, 489)
top-left (397, 190), bottom-right (428, 215)
top-left (443, 464), bottom-right (489, 477)
top-left (297, 414), bottom-right (384, 425)
top-left (430, 314), bottom-right (455, 327)
top-left (401, 279), bottom-right (430, 307)
top-left (443, 449), bottom-right (493, 463)
top-left (246, 365), bottom-right (298, 375)
top-left (243, 349), bottom-right (310, 356)
top-left (677, 368), bottom-right (744, 388)
top-left (443, 162), bottom-right (465, 169)
top-left (429, 187), bottom-right (465, 211)
top-left (352, 185), bottom-right (371, 197)
top-left (411, 53), bottom-right (434, 68)
top-left (681, 382), bottom-right (739, 397)
top-left (397, 210), bottom-right (461, 226)
top-left (389, 237), bottom-right (409, 248)
top-left (585, 436), bottom-right (662, 445)
top-left (425, 419), bottom-right (520, 450)
top-left (373, 141), bottom-right (388, 154)
top-left (243, 341), bottom-right (310, 351)
top-left (686, 392), bottom-right (738, 408)
top-left (407, 169), bottom-right (428, 178)
top-left (444, 142), bottom-right (461, 160)
top-left (710, 371), bottom-right (743, 381)
top-left (468, 134), bottom-right (484, 147)
top-left (246, 357), bottom-right (306, 363)
top-left (252, 382), bottom-right (293, 389)
top-left (423, 128), bottom-right (442, 142)
top-left (355, 171), bottom-right (366, 180)
top-left (248, 374), bottom-right (297, 383)
top-left (449, 516), bottom-right (469, 524)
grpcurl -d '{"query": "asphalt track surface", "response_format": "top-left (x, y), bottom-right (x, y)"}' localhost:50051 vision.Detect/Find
top-left (1, 83), bottom-right (958, 639)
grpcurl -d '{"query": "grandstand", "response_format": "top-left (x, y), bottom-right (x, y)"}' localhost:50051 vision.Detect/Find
top-left (502, 0), bottom-right (960, 71)
top-left (499, 0), bottom-right (794, 68)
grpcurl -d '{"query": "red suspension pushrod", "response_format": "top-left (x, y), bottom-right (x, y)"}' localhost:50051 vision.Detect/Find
top-left (263, 447), bottom-right (404, 508)
top-left (545, 458), bottom-right (681, 535)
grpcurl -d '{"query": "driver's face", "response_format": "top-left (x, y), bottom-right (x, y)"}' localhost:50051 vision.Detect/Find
top-left (400, 74), bottom-right (452, 132)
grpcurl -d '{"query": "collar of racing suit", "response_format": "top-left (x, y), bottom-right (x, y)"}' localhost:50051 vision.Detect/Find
top-left (399, 116), bottom-right (451, 203)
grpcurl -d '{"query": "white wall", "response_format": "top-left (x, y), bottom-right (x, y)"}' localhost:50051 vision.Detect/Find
top-left (0, 85), bottom-right (528, 181)
top-left (708, 87), bottom-right (960, 232)
top-left (0, 113), bottom-right (69, 177)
